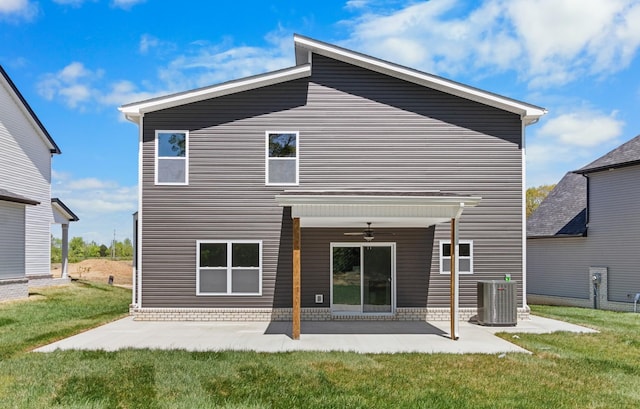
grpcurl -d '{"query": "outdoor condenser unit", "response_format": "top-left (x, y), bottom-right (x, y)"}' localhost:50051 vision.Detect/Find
top-left (477, 280), bottom-right (517, 326)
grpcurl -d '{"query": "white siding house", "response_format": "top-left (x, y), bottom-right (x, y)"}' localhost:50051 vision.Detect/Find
top-left (0, 65), bottom-right (77, 301)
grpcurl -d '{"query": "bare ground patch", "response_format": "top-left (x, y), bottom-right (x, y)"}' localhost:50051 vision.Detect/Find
top-left (51, 259), bottom-right (133, 287)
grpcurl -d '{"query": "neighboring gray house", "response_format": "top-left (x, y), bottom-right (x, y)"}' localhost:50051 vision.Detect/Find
top-left (528, 135), bottom-right (640, 311)
top-left (120, 35), bottom-right (545, 339)
top-left (0, 65), bottom-right (78, 301)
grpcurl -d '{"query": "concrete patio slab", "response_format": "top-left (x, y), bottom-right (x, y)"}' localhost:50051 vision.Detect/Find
top-left (34, 315), bottom-right (597, 355)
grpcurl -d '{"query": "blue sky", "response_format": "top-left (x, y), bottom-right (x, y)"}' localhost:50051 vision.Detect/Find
top-left (2, 0), bottom-right (640, 245)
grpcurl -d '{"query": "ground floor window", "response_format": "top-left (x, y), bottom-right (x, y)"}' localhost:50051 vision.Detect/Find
top-left (439, 240), bottom-right (473, 274)
top-left (196, 240), bottom-right (262, 295)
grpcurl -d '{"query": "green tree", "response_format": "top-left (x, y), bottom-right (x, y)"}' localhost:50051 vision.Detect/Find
top-left (526, 184), bottom-right (556, 217)
top-left (99, 244), bottom-right (109, 257)
top-left (50, 235), bottom-right (62, 263)
top-left (69, 236), bottom-right (86, 263)
top-left (108, 238), bottom-right (134, 260)
top-left (86, 241), bottom-right (101, 258)
top-left (121, 238), bottom-right (134, 258)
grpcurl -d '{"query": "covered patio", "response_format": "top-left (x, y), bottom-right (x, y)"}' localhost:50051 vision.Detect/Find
top-left (274, 190), bottom-right (482, 341)
top-left (34, 315), bottom-right (596, 354)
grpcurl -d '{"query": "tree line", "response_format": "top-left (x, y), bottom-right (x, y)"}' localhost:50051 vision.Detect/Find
top-left (51, 236), bottom-right (134, 263)
top-left (526, 184), bottom-right (556, 217)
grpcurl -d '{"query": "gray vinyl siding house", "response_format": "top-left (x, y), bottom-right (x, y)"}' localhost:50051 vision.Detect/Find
top-left (121, 35), bottom-right (545, 331)
top-left (527, 135), bottom-right (640, 311)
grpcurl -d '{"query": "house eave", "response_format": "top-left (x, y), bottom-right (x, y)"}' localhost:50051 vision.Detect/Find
top-left (0, 65), bottom-right (61, 154)
top-left (275, 190), bottom-right (481, 228)
top-left (574, 159), bottom-right (640, 175)
top-left (52, 198), bottom-right (80, 222)
top-left (0, 188), bottom-right (39, 206)
top-left (119, 64), bottom-right (312, 120)
top-left (527, 233), bottom-right (587, 239)
top-left (293, 34), bottom-right (547, 124)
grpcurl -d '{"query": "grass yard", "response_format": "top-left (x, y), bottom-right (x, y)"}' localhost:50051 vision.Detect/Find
top-left (1, 283), bottom-right (639, 408)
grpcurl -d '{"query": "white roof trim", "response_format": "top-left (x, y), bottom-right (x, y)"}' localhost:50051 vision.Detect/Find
top-left (119, 64), bottom-right (311, 123)
top-left (119, 34), bottom-right (545, 125)
top-left (275, 192), bottom-right (481, 207)
top-left (275, 191), bottom-right (481, 228)
top-left (51, 198), bottom-right (79, 223)
top-left (293, 35), bottom-right (546, 125)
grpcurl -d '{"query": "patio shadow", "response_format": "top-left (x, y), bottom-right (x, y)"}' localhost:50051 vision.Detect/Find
top-left (265, 320), bottom-right (446, 338)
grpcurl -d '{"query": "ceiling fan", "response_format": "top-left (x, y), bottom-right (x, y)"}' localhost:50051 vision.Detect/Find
top-left (343, 222), bottom-right (393, 242)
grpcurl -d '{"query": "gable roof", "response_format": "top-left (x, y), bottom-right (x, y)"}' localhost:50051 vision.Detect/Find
top-left (51, 198), bottom-right (79, 222)
top-left (119, 64), bottom-right (311, 123)
top-left (527, 172), bottom-right (587, 238)
top-left (575, 134), bottom-right (640, 174)
top-left (293, 35), bottom-right (546, 125)
top-left (0, 65), bottom-right (61, 154)
top-left (120, 34), bottom-right (546, 125)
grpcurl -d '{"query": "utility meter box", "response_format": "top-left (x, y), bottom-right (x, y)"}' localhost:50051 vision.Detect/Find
top-left (477, 280), bottom-right (517, 326)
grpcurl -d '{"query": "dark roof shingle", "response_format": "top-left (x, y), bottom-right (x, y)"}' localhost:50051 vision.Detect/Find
top-left (527, 172), bottom-right (587, 238)
top-left (576, 134), bottom-right (640, 174)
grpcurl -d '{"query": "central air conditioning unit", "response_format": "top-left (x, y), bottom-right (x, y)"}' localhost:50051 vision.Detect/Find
top-left (477, 280), bottom-right (517, 326)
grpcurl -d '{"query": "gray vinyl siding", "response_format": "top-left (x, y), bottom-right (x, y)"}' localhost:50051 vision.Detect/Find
top-left (527, 237), bottom-right (589, 299)
top-left (292, 227), bottom-right (433, 308)
top-left (0, 202), bottom-right (26, 279)
top-left (140, 54), bottom-right (524, 309)
top-left (587, 166), bottom-right (640, 302)
top-left (526, 165), bottom-right (640, 303)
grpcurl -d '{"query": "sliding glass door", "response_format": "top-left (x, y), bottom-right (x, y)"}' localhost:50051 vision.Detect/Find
top-left (331, 244), bottom-right (394, 314)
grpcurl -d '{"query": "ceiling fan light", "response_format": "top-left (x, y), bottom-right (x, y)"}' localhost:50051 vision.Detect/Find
top-left (364, 235), bottom-right (374, 242)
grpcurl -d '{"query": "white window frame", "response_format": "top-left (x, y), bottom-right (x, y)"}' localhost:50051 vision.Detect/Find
top-left (265, 131), bottom-right (299, 186)
top-left (196, 240), bottom-right (262, 296)
top-left (155, 130), bottom-right (189, 185)
top-left (439, 240), bottom-right (473, 275)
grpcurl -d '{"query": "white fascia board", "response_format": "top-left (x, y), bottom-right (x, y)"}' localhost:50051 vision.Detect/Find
top-left (119, 65), bottom-right (311, 123)
top-left (294, 35), bottom-right (546, 124)
top-left (274, 193), bottom-right (482, 208)
top-left (51, 199), bottom-right (79, 222)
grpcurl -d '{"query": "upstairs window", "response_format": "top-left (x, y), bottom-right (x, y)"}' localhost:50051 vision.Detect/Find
top-left (266, 131), bottom-right (298, 185)
top-left (156, 131), bottom-right (188, 185)
top-left (439, 240), bottom-right (473, 274)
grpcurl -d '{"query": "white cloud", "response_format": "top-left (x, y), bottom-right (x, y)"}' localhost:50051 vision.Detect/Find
top-left (111, 0), bottom-right (145, 9)
top-left (526, 109), bottom-right (625, 186)
top-left (156, 31), bottom-right (294, 91)
top-left (139, 34), bottom-right (159, 54)
top-left (38, 28), bottom-right (295, 111)
top-left (37, 62), bottom-right (104, 109)
top-left (99, 80), bottom-right (158, 107)
top-left (536, 110), bottom-right (623, 147)
top-left (0, 0), bottom-right (37, 20)
top-left (345, 0), bottom-right (369, 9)
top-left (52, 0), bottom-right (87, 6)
top-left (343, 0), bottom-right (640, 88)
top-left (66, 178), bottom-right (119, 190)
top-left (52, 172), bottom-right (137, 244)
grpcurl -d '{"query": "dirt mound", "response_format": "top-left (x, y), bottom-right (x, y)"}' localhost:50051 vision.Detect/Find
top-left (51, 259), bottom-right (133, 287)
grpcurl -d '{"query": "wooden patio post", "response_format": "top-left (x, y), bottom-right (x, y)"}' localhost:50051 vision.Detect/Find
top-left (450, 217), bottom-right (459, 340)
top-left (293, 217), bottom-right (301, 340)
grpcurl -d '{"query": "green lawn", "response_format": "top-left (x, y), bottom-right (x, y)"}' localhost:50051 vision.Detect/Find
top-left (1, 283), bottom-right (639, 408)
